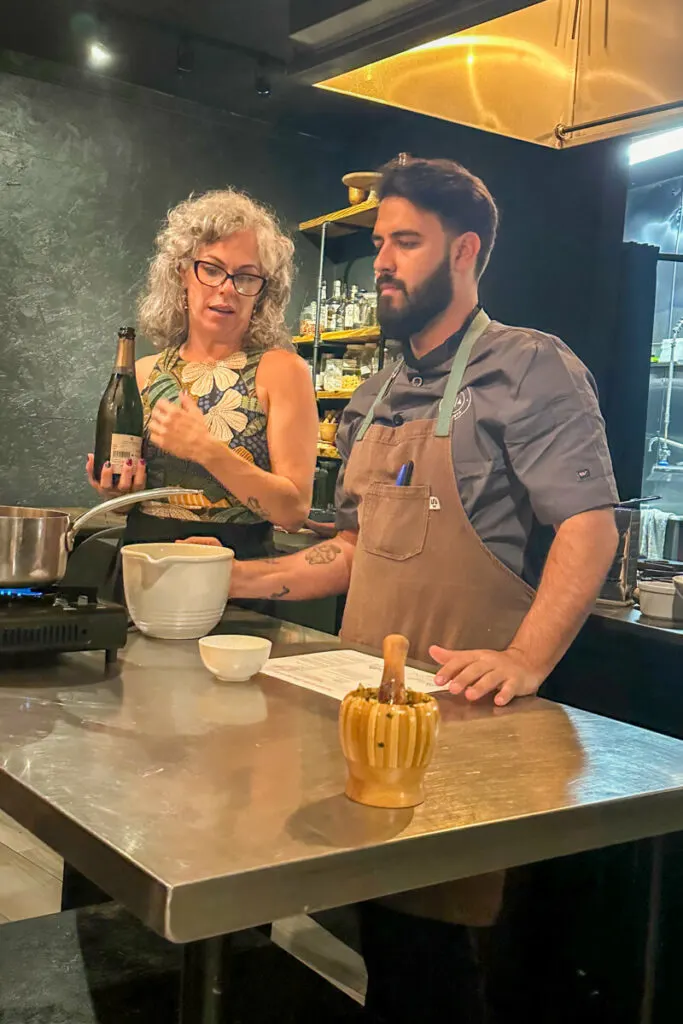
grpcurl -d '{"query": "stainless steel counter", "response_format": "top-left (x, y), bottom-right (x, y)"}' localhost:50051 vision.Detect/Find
top-left (3, 608), bottom-right (683, 944)
top-left (592, 602), bottom-right (683, 645)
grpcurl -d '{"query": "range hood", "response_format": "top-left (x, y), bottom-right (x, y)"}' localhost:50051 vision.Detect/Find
top-left (290, 0), bottom-right (546, 80)
top-left (311, 0), bottom-right (683, 148)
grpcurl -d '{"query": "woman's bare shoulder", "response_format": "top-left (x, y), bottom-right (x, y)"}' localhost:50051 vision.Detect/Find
top-left (136, 353), bottom-right (159, 390)
top-left (257, 348), bottom-right (311, 385)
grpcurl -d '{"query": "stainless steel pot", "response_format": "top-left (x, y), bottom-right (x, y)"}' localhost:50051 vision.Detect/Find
top-left (0, 487), bottom-right (202, 588)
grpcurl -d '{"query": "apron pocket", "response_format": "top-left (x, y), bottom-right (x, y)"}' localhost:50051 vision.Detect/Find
top-left (361, 483), bottom-right (429, 561)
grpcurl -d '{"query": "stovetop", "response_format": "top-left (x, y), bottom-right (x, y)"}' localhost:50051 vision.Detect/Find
top-left (0, 585), bottom-right (129, 663)
top-left (0, 584), bottom-right (103, 606)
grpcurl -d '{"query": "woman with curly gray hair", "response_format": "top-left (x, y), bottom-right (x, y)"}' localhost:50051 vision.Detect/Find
top-left (86, 188), bottom-right (318, 557)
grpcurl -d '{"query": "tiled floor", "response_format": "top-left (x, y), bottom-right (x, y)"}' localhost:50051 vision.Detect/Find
top-left (0, 809), bottom-right (62, 922)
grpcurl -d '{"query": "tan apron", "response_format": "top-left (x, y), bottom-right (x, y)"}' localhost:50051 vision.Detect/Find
top-left (340, 310), bottom-right (535, 927)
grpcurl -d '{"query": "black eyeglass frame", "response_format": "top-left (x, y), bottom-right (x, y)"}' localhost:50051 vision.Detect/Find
top-left (193, 260), bottom-right (268, 297)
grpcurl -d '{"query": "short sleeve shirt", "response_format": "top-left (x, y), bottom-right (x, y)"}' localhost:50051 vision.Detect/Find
top-left (335, 318), bottom-right (619, 586)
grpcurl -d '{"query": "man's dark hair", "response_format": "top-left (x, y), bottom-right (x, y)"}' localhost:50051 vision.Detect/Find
top-left (377, 155), bottom-right (499, 278)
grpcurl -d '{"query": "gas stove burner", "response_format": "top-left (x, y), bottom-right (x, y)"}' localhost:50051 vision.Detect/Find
top-left (0, 587), bottom-right (56, 605)
top-left (0, 585), bottom-right (100, 608)
top-left (0, 586), bottom-right (128, 664)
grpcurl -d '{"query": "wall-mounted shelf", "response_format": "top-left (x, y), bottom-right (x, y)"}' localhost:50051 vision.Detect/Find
top-left (294, 326), bottom-right (381, 346)
top-left (299, 196), bottom-right (379, 239)
top-left (316, 390), bottom-right (356, 401)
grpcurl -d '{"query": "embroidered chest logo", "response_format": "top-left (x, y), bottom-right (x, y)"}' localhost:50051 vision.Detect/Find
top-left (451, 387), bottom-right (472, 422)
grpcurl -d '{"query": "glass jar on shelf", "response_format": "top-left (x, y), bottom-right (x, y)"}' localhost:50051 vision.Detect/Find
top-left (322, 355), bottom-right (343, 393)
top-left (342, 347), bottom-right (362, 393)
top-left (360, 343), bottom-right (378, 381)
top-left (299, 299), bottom-right (317, 337)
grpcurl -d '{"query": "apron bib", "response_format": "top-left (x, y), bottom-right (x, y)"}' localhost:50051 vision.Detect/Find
top-left (341, 310), bottom-right (534, 926)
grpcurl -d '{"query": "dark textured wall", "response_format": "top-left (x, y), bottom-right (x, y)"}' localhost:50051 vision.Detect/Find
top-left (0, 66), bottom-right (347, 508)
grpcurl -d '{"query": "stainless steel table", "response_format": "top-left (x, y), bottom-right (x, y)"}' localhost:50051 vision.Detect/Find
top-left (4, 608), bottom-right (683, 1022)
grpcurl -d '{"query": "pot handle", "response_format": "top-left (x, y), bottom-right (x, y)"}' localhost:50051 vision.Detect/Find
top-left (66, 487), bottom-right (203, 550)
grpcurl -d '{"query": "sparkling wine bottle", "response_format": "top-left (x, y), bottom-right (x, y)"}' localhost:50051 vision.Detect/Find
top-left (93, 327), bottom-right (144, 483)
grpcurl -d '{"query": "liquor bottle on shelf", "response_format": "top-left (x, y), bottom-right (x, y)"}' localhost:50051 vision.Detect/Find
top-left (93, 327), bottom-right (144, 484)
top-left (326, 280), bottom-right (343, 332)
top-left (344, 284), bottom-right (359, 330)
top-left (356, 289), bottom-right (368, 329)
top-left (364, 290), bottom-right (378, 327)
top-left (336, 283), bottom-right (347, 332)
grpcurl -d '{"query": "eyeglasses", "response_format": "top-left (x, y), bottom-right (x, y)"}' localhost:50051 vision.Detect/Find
top-left (193, 260), bottom-right (267, 297)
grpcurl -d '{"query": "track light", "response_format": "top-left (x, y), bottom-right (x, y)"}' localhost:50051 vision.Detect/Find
top-left (255, 73), bottom-right (272, 97)
top-left (177, 36), bottom-right (194, 74)
top-left (87, 41), bottom-right (114, 70)
top-left (255, 58), bottom-right (272, 97)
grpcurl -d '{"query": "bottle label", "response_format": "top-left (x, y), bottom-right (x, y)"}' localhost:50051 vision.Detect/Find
top-left (110, 434), bottom-right (142, 472)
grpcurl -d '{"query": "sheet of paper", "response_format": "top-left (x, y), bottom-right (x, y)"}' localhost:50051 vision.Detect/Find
top-left (264, 648), bottom-right (439, 701)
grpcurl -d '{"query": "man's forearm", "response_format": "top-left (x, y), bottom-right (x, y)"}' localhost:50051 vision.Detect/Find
top-left (509, 509), bottom-right (618, 677)
top-left (232, 534), bottom-right (356, 601)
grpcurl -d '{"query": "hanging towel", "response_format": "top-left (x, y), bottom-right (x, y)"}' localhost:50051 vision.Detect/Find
top-left (640, 508), bottom-right (673, 560)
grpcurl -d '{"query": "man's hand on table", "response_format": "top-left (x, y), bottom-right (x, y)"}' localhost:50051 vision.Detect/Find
top-left (430, 645), bottom-right (545, 706)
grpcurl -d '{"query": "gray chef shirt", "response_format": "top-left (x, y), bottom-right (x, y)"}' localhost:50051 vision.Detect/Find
top-left (335, 317), bottom-right (619, 586)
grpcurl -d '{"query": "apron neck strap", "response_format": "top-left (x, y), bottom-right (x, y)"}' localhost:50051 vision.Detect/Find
top-left (355, 309), bottom-right (491, 442)
top-left (434, 309), bottom-right (491, 437)
top-left (356, 360), bottom-right (404, 441)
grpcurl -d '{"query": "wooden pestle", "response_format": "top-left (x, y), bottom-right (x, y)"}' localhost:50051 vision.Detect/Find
top-left (378, 634), bottom-right (410, 705)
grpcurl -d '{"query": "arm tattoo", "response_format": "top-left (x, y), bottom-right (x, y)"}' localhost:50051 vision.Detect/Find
top-left (269, 585), bottom-right (290, 599)
top-left (246, 496), bottom-right (270, 519)
top-left (304, 542), bottom-right (342, 565)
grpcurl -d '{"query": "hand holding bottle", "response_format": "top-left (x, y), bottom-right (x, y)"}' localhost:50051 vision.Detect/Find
top-left (86, 453), bottom-right (147, 498)
top-left (93, 327), bottom-right (144, 484)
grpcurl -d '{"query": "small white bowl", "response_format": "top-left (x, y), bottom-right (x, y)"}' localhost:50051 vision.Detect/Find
top-left (198, 634), bottom-right (272, 682)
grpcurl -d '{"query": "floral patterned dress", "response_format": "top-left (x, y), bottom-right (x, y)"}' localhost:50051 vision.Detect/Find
top-left (140, 346), bottom-right (271, 524)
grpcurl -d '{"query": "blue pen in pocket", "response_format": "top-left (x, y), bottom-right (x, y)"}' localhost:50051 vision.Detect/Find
top-left (395, 461), bottom-right (414, 487)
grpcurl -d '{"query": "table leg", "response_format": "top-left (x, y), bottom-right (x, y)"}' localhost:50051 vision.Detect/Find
top-left (179, 936), bottom-right (232, 1024)
top-left (61, 862), bottom-right (112, 910)
top-left (639, 835), bottom-right (664, 1024)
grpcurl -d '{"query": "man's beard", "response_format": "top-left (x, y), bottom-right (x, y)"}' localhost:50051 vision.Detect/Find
top-left (377, 255), bottom-right (453, 343)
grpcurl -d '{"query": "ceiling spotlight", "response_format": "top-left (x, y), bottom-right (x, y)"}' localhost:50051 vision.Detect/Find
top-left (255, 59), bottom-right (272, 98)
top-left (177, 36), bottom-right (194, 74)
top-left (87, 41), bottom-right (114, 70)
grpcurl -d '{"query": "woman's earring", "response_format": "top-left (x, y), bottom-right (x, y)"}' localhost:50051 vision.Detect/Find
top-left (183, 292), bottom-right (189, 310)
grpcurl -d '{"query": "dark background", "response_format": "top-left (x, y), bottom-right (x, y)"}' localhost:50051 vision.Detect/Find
top-left (0, 0), bottom-right (632, 508)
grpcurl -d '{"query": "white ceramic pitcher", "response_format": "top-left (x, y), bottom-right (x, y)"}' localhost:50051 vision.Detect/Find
top-left (122, 543), bottom-right (234, 640)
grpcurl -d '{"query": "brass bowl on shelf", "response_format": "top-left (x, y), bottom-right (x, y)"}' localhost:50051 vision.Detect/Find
top-left (319, 422), bottom-right (338, 444)
top-left (342, 171), bottom-right (381, 207)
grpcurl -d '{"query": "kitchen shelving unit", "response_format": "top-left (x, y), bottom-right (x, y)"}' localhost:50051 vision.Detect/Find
top-left (298, 194), bottom-right (384, 510)
top-left (298, 196), bottom-right (385, 408)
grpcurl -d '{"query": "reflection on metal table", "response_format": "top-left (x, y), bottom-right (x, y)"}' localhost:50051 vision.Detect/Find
top-left (3, 607), bottom-right (683, 1020)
